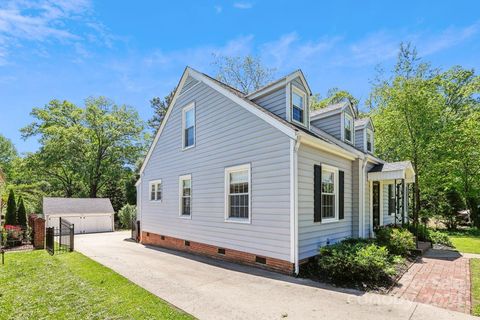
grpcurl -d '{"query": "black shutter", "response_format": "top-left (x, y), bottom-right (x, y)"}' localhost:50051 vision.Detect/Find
top-left (388, 184), bottom-right (393, 215)
top-left (339, 170), bottom-right (344, 220)
top-left (314, 164), bottom-right (322, 222)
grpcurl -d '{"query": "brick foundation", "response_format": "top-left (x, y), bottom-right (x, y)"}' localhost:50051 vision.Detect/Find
top-left (141, 231), bottom-right (294, 274)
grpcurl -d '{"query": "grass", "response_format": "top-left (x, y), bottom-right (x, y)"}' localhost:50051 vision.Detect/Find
top-left (471, 259), bottom-right (480, 316)
top-left (0, 250), bottom-right (194, 320)
top-left (443, 228), bottom-right (480, 254)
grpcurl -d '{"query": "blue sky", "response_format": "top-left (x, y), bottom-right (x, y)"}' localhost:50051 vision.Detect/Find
top-left (1, 0), bottom-right (479, 153)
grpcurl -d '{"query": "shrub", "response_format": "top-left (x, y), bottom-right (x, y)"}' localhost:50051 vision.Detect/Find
top-left (5, 189), bottom-right (16, 225)
top-left (118, 204), bottom-right (136, 229)
top-left (427, 230), bottom-right (453, 247)
top-left (375, 226), bottom-right (415, 256)
top-left (317, 239), bottom-right (400, 288)
top-left (17, 196), bottom-right (27, 228)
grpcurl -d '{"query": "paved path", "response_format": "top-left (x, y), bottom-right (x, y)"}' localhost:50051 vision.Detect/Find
top-left (76, 232), bottom-right (476, 320)
top-left (391, 249), bottom-right (471, 314)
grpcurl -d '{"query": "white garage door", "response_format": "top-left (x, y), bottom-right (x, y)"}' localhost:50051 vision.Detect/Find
top-left (47, 215), bottom-right (113, 234)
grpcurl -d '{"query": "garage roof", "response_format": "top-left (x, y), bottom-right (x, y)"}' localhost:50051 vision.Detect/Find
top-left (43, 197), bottom-right (115, 215)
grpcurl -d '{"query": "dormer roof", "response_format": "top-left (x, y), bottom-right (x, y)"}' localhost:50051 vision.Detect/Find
top-left (310, 100), bottom-right (356, 120)
top-left (354, 117), bottom-right (375, 131)
top-left (246, 69), bottom-right (312, 100)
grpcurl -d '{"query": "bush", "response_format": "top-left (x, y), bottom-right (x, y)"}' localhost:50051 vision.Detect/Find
top-left (5, 189), bottom-right (17, 225)
top-left (375, 226), bottom-right (415, 256)
top-left (118, 204), bottom-right (136, 229)
top-left (317, 239), bottom-right (401, 288)
top-left (427, 230), bottom-right (453, 247)
top-left (17, 196), bottom-right (27, 228)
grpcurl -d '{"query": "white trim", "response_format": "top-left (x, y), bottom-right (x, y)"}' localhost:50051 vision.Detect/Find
top-left (181, 102), bottom-right (196, 150)
top-left (285, 82), bottom-right (291, 122)
top-left (291, 85), bottom-right (307, 127)
top-left (379, 181), bottom-right (384, 226)
top-left (149, 179), bottom-right (163, 202)
top-left (178, 174), bottom-right (192, 219)
top-left (177, 80), bottom-right (201, 98)
top-left (135, 178), bottom-right (141, 187)
top-left (188, 68), bottom-right (297, 139)
top-left (224, 163), bottom-right (251, 224)
top-left (369, 180), bottom-right (373, 237)
top-left (292, 140), bottom-right (300, 274)
top-left (289, 139), bottom-right (295, 264)
top-left (310, 101), bottom-right (357, 121)
top-left (247, 69), bottom-right (312, 100)
top-left (319, 164), bottom-right (339, 223)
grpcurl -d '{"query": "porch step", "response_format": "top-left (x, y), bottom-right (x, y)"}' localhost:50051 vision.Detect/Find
top-left (416, 241), bottom-right (432, 255)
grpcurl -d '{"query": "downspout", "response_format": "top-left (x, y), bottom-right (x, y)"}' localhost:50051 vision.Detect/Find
top-left (360, 158), bottom-right (368, 238)
top-left (291, 138), bottom-right (301, 275)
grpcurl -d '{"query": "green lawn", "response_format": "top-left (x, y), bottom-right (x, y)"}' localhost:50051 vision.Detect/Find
top-left (0, 250), bottom-right (194, 320)
top-left (471, 259), bottom-right (480, 316)
top-left (445, 228), bottom-right (480, 254)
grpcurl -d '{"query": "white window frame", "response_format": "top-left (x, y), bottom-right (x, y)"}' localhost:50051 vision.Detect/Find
top-left (149, 179), bottom-right (162, 202)
top-left (181, 102), bottom-right (196, 150)
top-left (291, 86), bottom-right (307, 127)
top-left (320, 164), bottom-right (339, 223)
top-left (342, 113), bottom-right (354, 144)
top-left (224, 163), bottom-right (251, 224)
top-left (178, 174), bottom-right (192, 219)
top-left (366, 128), bottom-right (374, 153)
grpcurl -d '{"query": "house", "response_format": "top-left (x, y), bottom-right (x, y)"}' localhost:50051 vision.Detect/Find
top-left (43, 197), bottom-right (115, 234)
top-left (136, 67), bottom-right (415, 274)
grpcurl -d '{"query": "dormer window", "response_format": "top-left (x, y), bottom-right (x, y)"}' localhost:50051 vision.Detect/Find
top-left (366, 129), bottom-right (374, 152)
top-left (343, 113), bottom-right (353, 143)
top-left (291, 87), bottom-right (306, 125)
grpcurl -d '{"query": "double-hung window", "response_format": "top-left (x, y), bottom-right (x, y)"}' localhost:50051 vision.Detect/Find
top-left (149, 180), bottom-right (162, 201)
top-left (321, 167), bottom-right (338, 220)
top-left (344, 113), bottom-right (353, 143)
top-left (225, 164), bottom-right (251, 222)
top-left (366, 129), bottom-right (374, 152)
top-left (182, 103), bottom-right (195, 149)
top-left (179, 175), bottom-right (192, 217)
top-left (291, 87), bottom-right (306, 125)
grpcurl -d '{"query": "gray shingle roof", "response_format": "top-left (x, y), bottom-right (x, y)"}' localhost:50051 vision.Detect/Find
top-left (43, 197), bottom-right (114, 215)
top-left (354, 118), bottom-right (369, 127)
top-left (310, 101), bottom-right (349, 118)
top-left (369, 161), bottom-right (412, 173)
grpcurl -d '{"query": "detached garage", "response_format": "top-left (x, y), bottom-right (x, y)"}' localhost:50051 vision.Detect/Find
top-left (44, 197), bottom-right (115, 234)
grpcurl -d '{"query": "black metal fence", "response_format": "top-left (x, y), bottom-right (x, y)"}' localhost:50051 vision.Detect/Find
top-left (46, 217), bottom-right (74, 255)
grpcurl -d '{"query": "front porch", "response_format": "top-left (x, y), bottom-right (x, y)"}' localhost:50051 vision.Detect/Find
top-left (368, 161), bottom-right (416, 232)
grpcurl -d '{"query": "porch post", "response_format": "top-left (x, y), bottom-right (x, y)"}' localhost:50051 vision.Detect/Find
top-left (394, 179), bottom-right (397, 227)
top-left (401, 179), bottom-right (405, 227)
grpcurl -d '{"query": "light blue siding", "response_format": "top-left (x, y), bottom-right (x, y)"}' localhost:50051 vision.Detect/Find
top-left (351, 159), bottom-right (360, 237)
top-left (252, 88), bottom-right (286, 120)
top-left (297, 144), bottom-right (354, 259)
top-left (140, 80), bottom-right (292, 261)
top-left (311, 114), bottom-right (341, 139)
top-left (355, 128), bottom-right (364, 150)
top-left (180, 76), bottom-right (199, 94)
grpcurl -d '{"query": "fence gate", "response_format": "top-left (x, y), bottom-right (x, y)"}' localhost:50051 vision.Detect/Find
top-left (45, 217), bottom-right (74, 255)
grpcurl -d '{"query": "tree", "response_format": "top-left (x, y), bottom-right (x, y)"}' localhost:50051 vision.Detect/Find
top-left (5, 189), bottom-right (16, 225)
top-left (22, 97), bottom-right (147, 199)
top-left (211, 54), bottom-right (276, 94)
top-left (368, 43), bottom-right (442, 229)
top-left (118, 204), bottom-right (136, 229)
top-left (16, 196), bottom-right (27, 228)
top-left (443, 189), bottom-right (465, 230)
top-left (148, 91), bottom-right (175, 134)
top-left (311, 88), bottom-right (359, 112)
top-left (0, 134), bottom-right (18, 178)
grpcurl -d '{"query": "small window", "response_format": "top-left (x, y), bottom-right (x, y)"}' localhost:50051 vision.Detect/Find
top-left (225, 164), bottom-right (251, 222)
top-left (182, 103), bottom-right (195, 149)
top-left (291, 87), bottom-right (306, 125)
top-left (366, 129), bottom-right (374, 152)
top-left (179, 175), bottom-right (192, 217)
top-left (321, 167), bottom-right (338, 220)
top-left (149, 180), bottom-right (162, 201)
top-left (344, 113), bottom-right (353, 143)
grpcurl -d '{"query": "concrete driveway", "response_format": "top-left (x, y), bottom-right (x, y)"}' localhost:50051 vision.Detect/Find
top-left (76, 231), bottom-right (475, 320)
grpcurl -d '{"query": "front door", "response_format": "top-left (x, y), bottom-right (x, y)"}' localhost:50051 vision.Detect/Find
top-left (373, 182), bottom-right (380, 228)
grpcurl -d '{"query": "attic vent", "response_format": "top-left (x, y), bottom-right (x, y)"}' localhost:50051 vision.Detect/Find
top-left (146, 232), bottom-right (150, 237)
top-left (184, 240), bottom-right (190, 247)
top-left (255, 256), bottom-right (266, 265)
top-left (161, 235), bottom-right (165, 240)
top-left (217, 248), bottom-right (225, 255)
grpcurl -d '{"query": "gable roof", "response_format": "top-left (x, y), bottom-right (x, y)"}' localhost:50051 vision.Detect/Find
top-left (310, 100), bottom-right (356, 120)
top-left (369, 161), bottom-right (412, 173)
top-left (246, 69), bottom-right (312, 100)
top-left (354, 117), bottom-right (375, 131)
top-left (43, 197), bottom-right (114, 215)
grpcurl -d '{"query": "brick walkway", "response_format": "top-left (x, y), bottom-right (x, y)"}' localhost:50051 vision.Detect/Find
top-left (391, 249), bottom-right (471, 314)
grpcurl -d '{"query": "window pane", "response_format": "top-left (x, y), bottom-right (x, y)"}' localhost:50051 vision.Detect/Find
top-left (322, 171), bottom-right (334, 194)
top-left (185, 109), bottom-right (194, 128)
top-left (185, 127), bottom-right (194, 147)
top-left (182, 197), bottom-right (191, 215)
top-left (156, 183), bottom-right (162, 200)
top-left (292, 107), bottom-right (304, 123)
top-left (321, 194), bottom-right (335, 218)
top-left (344, 116), bottom-right (352, 142)
top-left (292, 92), bottom-right (303, 109)
top-left (228, 168), bottom-right (249, 219)
top-left (182, 179), bottom-right (191, 196)
top-left (151, 184), bottom-right (156, 200)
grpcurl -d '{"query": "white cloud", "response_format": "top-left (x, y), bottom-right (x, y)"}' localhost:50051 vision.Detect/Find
top-left (0, 0), bottom-right (110, 65)
top-left (233, 2), bottom-right (253, 9)
top-left (214, 5), bottom-right (222, 14)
